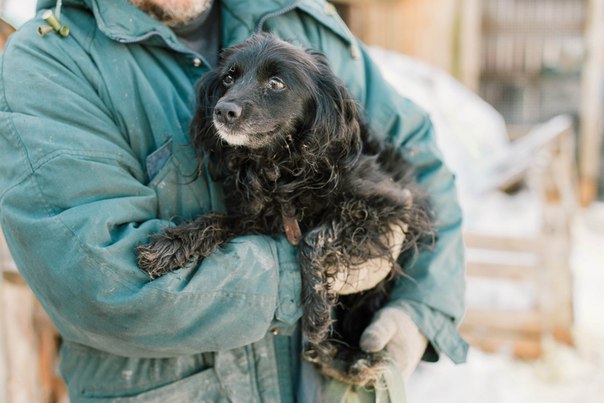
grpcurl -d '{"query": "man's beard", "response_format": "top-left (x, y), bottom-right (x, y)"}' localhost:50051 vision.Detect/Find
top-left (130, 0), bottom-right (212, 26)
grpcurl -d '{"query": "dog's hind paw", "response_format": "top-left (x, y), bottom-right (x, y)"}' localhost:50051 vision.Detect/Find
top-left (323, 351), bottom-right (388, 387)
top-left (303, 343), bottom-right (389, 387)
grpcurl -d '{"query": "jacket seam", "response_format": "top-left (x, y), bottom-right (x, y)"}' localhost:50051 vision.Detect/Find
top-left (0, 149), bottom-right (143, 202)
top-left (0, 62), bottom-right (34, 200)
top-left (221, 2), bottom-right (256, 33)
top-left (40, 181), bottom-right (278, 301)
top-left (256, 0), bottom-right (301, 32)
top-left (245, 346), bottom-right (261, 401)
top-left (0, 136), bottom-right (143, 202)
top-left (32, 148), bottom-right (142, 176)
top-left (51, 200), bottom-right (279, 303)
top-left (86, 17), bottom-right (129, 133)
top-left (46, 195), bottom-right (277, 302)
top-left (64, 4), bottom-right (97, 53)
top-left (0, 43), bottom-right (36, 180)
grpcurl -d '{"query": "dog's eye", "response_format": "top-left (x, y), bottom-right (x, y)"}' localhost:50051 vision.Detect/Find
top-left (268, 77), bottom-right (285, 91)
top-left (222, 75), bottom-right (234, 86)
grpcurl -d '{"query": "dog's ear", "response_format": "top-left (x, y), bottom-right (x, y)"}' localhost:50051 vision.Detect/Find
top-left (190, 69), bottom-right (228, 180)
top-left (305, 50), bottom-right (362, 154)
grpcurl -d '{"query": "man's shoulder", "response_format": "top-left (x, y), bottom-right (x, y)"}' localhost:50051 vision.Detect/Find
top-left (222, 0), bottom-right (337, 27)
top-left (4, 7), bottom-right (96, 61)
top-left (0, 9), bottom-right (102, 120)
top-left (1, 8), bottom-right (99, 87)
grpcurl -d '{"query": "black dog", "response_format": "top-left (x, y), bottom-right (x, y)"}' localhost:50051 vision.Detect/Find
top-left (137, 34), bottom-right (434, 386)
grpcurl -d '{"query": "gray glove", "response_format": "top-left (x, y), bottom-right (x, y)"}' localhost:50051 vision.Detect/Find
top-left (360, 307), bottom-right (428, 379)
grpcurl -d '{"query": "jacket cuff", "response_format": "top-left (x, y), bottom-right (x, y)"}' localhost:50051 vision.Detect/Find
top-left (390, 300), bottom-right (469, 364)
top-left (269, 236), bottom-right (302, 336)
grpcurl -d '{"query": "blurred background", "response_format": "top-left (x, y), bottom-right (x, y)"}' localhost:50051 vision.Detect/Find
top-left (1, 0), bottom-right (604, 402)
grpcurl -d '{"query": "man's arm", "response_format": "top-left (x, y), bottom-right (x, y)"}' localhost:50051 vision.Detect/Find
top-left (360, 48), bottom-right (469, 363)
top-left (353, 45), bottom-right (468, 364)
top-left (0, 21), bottom-right (301, 358)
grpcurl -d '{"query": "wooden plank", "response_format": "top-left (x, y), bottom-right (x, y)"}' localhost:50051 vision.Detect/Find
top-left (1, 229), bottom-right (67, 403)
top-left (0, 232), bottom-right (17, 274)
top-left (342, 0), bottom-right (459, 73)
top-left (552, 326), bottom-right (574, 346)
top-left (579, 0), bottom-right (604, 205)
top-left (462, 309), bottom-right (543, 335)
top-left (331, 0), bottom-right (402, 4)
top-left (463, 333), bottom-right (543, 359)
top-left (466, 262), bottom-right (537, 280)
top-left (466, 247), bottom-right (539, 267)
top-left (0, 281), bottom-right (6, 403)
top-left (0, 281), bottom-right (43, 403)
top-left (463, 233), bottom-right (541, 252)
top-left (462, 128), bottom-right (576, 360)
top-left (457, 0), bottom-right (483, 91)
top-left (539, 229), bottom-right (574, 341)
top-left (34, 304), bottom-right (67, 403)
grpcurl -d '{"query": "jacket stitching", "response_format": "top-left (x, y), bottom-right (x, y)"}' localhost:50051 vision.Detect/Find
top-left (0, 42), bottom-right (36, 177)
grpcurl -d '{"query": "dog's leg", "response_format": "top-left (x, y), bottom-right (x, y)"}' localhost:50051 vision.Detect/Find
top-left (297, 222), bottom-right (393, 387)
top-left (296, 224), bottom-right (339, 349)
top-left (136, 212), bottom-right (238, 278)
top-left (298, 202), bottom-right (406, 386)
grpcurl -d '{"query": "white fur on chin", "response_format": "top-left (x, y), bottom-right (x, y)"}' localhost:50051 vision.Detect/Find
top-left (217, 131), bottom-right (251, 147)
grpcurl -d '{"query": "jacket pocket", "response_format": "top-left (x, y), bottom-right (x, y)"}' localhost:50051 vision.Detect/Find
top-left (76, 368), bottom-right (228, 403)
top-left (146, 139), bottom-right (213, 221)
top-left (146, 139), bottom-right (173, 181)
top-left (61, 343), bottom-right (225, 402)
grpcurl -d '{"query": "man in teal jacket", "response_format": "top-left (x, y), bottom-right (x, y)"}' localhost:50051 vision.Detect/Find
top-left (0, 0), bottom-right (468, 401)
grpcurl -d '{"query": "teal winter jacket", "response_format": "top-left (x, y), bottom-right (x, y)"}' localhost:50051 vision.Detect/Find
top-left (0, 0), bottom-right (468, 401)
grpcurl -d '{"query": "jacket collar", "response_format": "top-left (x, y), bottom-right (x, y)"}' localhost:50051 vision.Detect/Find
top-left (37, 0), bottom-right (299, 47)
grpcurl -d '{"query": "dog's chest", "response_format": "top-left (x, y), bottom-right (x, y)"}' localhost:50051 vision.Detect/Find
top-left (222, 157), bottom-right (337, 232)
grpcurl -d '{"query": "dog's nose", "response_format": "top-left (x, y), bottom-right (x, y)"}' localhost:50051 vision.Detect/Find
top-left (214, 102), bottom-right (242, 124)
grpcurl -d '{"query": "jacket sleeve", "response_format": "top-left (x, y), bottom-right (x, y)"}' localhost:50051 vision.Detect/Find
top-left (357, 45), bottom-right (469, 364)
top-left (0, 24), bottom-right (301, 358)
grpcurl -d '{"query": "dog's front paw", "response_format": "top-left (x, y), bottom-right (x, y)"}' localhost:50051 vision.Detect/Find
top-left (136, 236), bottom-right (191, 279)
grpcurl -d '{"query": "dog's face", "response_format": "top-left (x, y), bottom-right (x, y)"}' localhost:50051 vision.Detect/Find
top-left (210, 36), bottom-right (321, 149)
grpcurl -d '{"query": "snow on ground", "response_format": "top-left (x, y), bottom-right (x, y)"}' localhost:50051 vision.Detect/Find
top-left (407, 203), bottom-right (604, 403)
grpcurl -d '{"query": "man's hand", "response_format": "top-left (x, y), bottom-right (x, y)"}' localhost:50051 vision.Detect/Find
top-left (360, 307), bottom-right (428, 379)
top-left (332, 222), bottom-right (407, 295)
top-left (331, 221), bottom-right (428, 379)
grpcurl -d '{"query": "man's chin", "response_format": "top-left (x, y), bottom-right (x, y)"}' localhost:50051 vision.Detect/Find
top-left (129, 0), bottom-right (212, 26)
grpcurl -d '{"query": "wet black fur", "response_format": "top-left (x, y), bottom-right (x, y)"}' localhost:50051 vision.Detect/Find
top-left (136, 34), bottom-right (435, 386)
